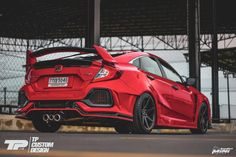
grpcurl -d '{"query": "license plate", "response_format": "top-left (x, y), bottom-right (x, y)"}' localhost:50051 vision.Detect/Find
top-left (48, 77), bottom-right (68, 87)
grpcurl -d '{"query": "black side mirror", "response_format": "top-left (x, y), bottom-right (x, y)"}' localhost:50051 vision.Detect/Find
top-left (186, 78), bottom-right (196, 86)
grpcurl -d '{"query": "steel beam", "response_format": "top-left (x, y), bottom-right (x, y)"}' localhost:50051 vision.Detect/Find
top-left (187, 0), bottom-right (201, 90)
top-left (85, 0), bottom-right (101, 48)
top-left (226, 73), bottom-right (231, 123)
top-left (211, 0), bottom-right (220, 122)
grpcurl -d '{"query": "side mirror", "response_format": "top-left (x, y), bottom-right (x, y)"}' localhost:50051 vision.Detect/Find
top-left (186, 78), bottom-right (196, 86)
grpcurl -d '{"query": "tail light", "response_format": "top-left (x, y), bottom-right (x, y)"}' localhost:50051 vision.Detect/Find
top-left (93, 66), bottom-right (122, 82)
top-left (25, 69), bottom-right (39, 84)
top-left (94, 68), bottom-right (109, 79)
top-left (25, 50), bottom-right (37, 84)
top-left (25, 69), bottom-right (32, 84)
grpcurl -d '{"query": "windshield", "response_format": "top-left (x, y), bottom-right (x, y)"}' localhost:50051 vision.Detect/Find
top-left (36, 51), bottom-right (125, 62)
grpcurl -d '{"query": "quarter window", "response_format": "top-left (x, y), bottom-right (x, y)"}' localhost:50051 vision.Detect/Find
top-left (139, 57), bottom-right (162, 76)
top-left (132, 58), bottom-right (141, 68)
top-left (158, 59), bottom-right (182, 83)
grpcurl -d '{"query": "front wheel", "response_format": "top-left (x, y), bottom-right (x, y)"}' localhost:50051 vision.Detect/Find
top-left (130, 93), bottom-right (156, 134)
top-left (190, 104), bottom-right (208, 134)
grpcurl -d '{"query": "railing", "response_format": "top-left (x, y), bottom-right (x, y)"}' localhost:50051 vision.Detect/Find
top-left (0, 105), bottom-right (18, 114)
top-left (0, 88), bottom-right (18, 114)
top-left (0, 88), bottom-right (18, 105)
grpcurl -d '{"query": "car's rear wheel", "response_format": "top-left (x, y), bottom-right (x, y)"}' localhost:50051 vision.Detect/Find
top-left (190, 104), bottom-right (208, 134)
top-left (32, 115), bottom-right (61, 133)
top-left (130, 93), bottom-right (156, 134)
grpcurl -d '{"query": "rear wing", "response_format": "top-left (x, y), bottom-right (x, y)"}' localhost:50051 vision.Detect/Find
top-left (26, 45), bottom-right (116, 70)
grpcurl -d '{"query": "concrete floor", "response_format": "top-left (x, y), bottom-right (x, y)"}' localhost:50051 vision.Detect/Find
top-left (0, 131), bottom-right (235, 157)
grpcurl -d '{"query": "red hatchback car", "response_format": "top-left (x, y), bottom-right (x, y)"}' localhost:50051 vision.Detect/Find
top-left (16, 45), bottom-right (211, 134)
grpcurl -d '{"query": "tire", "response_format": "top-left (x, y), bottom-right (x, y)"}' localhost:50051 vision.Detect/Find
top-left (190, 104), bottom-right (208, 134)
top-left (130, 93), bottom-right (156, 134)
top-left (32, 115), bottom-right (61, 133)
top-left (114, 125), bottom-right (130, 134)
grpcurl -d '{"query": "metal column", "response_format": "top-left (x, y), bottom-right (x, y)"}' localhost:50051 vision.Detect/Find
top-left (187, 0), bottom-right (201, 90)
top-left (226, 73), bottom-right (231, 123)
top-left (85, 0), bottom-right (101, 48)
top-left (211, 0), bottom-right (220, 122)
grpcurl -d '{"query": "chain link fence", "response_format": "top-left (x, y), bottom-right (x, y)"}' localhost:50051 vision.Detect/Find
top-left (0, 37), bottom-right (84, 114)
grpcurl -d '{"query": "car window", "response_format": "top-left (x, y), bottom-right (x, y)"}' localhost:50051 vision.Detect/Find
top-left (132, 58), bottom-right (141, 68)
top-left (140, 57), bottom-right (162, 76)
top-left (158, 59), bottom-right (182, 83)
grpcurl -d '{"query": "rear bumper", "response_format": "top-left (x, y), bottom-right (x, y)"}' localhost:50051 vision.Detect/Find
top-left (17, 79), bottom-right (138, 124)
top-left (16, 101), bottom-right (133, 123)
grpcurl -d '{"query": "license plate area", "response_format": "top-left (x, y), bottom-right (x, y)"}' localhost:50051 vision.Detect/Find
top-left (48, 77), bottom-right (69, 87)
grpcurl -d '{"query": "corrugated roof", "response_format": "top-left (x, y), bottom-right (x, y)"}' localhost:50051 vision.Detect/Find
top-left (0, 0), bottom-right (235, 39)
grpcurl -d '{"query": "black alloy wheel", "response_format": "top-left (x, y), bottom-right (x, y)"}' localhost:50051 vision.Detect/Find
top-left (131, 93), bottom-right (156, 134)
top-left (190, 104), bottom-right (208, 134)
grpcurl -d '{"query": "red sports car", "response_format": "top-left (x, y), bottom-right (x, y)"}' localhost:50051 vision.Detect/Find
top-left (16, 45), bottom-right (211, 134)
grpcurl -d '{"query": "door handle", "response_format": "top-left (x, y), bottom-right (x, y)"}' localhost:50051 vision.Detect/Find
top-left (172, 85), bottom-right (179, 90)
top-left (146, 74), bottom-right (155, 80)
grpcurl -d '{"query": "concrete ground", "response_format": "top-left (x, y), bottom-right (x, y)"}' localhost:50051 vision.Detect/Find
top-left (1, 114), bottom-right (236, 133)
top-left (0, 131), bottom-right (236, 157)
top-left (0, 114), bottom-right (236, 157)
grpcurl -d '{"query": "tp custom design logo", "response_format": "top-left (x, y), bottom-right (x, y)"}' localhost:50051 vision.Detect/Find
top-left (4, 140), bottom-right (28, 150)
top-left (4, 137), bottom-right (54, 153)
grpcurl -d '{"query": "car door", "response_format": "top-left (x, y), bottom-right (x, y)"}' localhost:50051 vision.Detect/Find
top-left (157, 58), bottom-right (195, 122)
top-left (131, 56), bottom-right (195, 123)
top-left (131, 56), bottom-right (180, 122)
top-left (138, 56), bottom-right (175, 110)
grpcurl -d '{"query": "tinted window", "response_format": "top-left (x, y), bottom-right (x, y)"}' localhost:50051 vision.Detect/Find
top-left (159, 59), bottom-right (182, 83)
top-left (140, 57), bottom-right (162, 76)
top-left (132, 58), bottom-right (141, 68)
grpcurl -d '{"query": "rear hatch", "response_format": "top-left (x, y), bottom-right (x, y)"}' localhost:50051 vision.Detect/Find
top-left (25, 46), bottom-right (116, 93)
top-left (30, 59), bottom-right (100, 92)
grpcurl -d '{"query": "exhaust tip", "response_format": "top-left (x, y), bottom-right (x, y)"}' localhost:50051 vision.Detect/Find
top-left (42, 113), bottom-right (62, 122)
top-left (54, 114), bottom-right (61, 122)
top-left (42, 114), bottom-right (49, 122)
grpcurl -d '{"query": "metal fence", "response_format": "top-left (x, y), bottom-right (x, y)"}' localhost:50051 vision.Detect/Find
top-left (0, 88), bottom-right (18, 114)
top-left (0, 37), bottom-right (85, 114)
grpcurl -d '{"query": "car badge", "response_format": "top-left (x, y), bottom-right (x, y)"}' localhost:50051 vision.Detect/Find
top-left (55, 65), bottom-right (63, 72)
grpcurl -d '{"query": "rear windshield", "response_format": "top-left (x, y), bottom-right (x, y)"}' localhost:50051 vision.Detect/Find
top-left (37, 51), bottom-right (125, 62)
top-left (33, 51), bottom-right (125, 69)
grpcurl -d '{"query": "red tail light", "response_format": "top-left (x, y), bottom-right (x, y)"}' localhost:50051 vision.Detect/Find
top-left (25, 50), bottom-right (37, 84)
top-left (25, 69), bottom-right (39, 84)
top-left (93, 66), bottom-right (122, 82)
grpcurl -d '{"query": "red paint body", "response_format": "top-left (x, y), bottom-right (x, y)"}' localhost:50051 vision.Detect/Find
top-left (16, 45), bottom-right (211, 129)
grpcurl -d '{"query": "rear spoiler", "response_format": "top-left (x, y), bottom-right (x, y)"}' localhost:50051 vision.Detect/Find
top-left (27, 45), bottom-right (116, 67)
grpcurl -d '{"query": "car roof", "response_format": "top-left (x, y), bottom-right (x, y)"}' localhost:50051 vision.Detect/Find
top-left (114, 51), bottom-right (160, 63)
